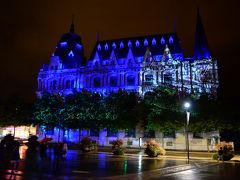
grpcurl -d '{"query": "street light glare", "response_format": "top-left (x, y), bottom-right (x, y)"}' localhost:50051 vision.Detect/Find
top-left (184, 102), bottom-right (190, 109)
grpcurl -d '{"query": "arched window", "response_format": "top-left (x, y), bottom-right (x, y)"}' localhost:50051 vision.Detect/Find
top-left (145, 74), bottom-right (153, 85)
top-left (169, 36), bottom-right (173, 44)
top-left (66, 80), bottom-right (70, 89)
top-left (164, 73), bottom-right (172, 85)
top-left (112, 42), bottom-right (116, 49)
top-left (128, 40), bottom-right (132, 48)
top-left (71, 80), bottom-right (74, 88)
top-left (97, 44), bottom-right (101, 51)
top-left (161, 37), bottom-right (165, 44)
top-left (127, 75), bottom-right (135, 85)
top-left (120, 42), bottom-right (124, 48)
top-left (152, 38), bottom-right (156, 45)
top-left (144, 39), bottom-right (148, 46)
top-left (93, 77), bottom-right (101, 87)
top-left (51, 80), bottom-right (57, 90)
top-left (104, 43), bottom-right (108, 50)
top-left (135, 40), bottom-right (140, 47)
top-left (95, 61), bottom-right (99, 67)
top-left (110, 76), bottom-right (117, 87)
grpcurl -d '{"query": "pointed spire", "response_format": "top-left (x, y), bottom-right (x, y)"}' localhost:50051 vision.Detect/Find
top-left (193, 8), bottom-right (211, 60)
top-left (70, 14), bottom-right (75, 33)
top-left (173, 19), bottom-right (177, 33)
top-left (162, 44), bottom-right (172, 61)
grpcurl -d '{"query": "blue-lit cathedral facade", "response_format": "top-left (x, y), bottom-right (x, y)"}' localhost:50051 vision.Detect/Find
top-left (36, 11), bottom-right (219, 150)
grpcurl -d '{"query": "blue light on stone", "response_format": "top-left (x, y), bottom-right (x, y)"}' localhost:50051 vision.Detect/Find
top-left (68, 50), bottom-right (74, 57)
top-left (152, 38), bottom-right (156, 45)
top-left (128, 40), bottom-right (132, 48)
top-left (112, 42), bottom-right (116, 49)
top-left (97, 44), bottom-right (101, 51)
top-left (104, 43), bottom-right (108, 50)
top-left (76, 43), bottom-right (82, 49)
top-left (169, 36), bottom-right (173, 44)
top-left (120, 42), bottom-right (124, 49)
top-left (135, 40), bottom-right (140, 47)
top-left (144, 39), bottom-right (148, 46)
top-left (60, 42), bottom-right (67, 47)
top-left (161, 37), bottom-right (165, 44)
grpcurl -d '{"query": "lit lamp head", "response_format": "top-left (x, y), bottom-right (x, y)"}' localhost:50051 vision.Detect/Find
top-left (184, 102), bottom-right (191, 109)
top-left (184, 102), bottom-right (191, 125)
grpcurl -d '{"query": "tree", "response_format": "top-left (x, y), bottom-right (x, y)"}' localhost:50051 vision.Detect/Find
top-left (63, 90), bottom-right (94, 130)
top-left (103, 90), bottom-right (140, 131)
top-left (33, 93), bottom-right (64, 139)
top-left (0, 96), bottom-right (33, 135)
top-left (143, 86), bottom-right (186, 133)
top-left (189, 93), bottom-right (220, 132)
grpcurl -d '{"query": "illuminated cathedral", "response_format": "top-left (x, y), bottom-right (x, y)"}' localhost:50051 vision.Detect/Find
top-left (35, 11), bottom-right (220, 150)
top-left (36, 11), bottom-right (218, 98)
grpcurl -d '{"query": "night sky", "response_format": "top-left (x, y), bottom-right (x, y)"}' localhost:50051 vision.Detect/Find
top-left (0, 0), bottom-right (239, 103)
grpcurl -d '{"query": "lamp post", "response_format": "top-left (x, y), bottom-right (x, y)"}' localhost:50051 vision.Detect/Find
top-left (184, 102), bottom-right (190, 163)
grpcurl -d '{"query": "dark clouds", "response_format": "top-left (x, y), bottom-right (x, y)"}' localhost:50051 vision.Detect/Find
top-left (0, 0), bottom-right (239, 102)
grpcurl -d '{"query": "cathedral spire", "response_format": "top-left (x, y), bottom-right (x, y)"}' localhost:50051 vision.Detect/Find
top-left (173, 19), bottom-right (177, 33)
top-left (193, 8), bottom-right (211, 60)
top-left (70, 14), bottom-right (75, 33)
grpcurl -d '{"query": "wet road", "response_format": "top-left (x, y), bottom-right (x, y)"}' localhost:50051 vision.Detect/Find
top-left (161, 162), bottom-right (240, 180)
top-left (1, 147), bottom-right (240, 179)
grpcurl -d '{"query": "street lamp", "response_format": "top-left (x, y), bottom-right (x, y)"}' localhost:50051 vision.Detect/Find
top-left (184, 102), bottom-right (191, 163)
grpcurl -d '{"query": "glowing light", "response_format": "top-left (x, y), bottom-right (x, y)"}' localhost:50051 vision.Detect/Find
top-left (104, 43), bottom-right (108, 50)
top-left (76, 43), bottom-right (82, 49)
top-left (128, 40), bottom-right (132, 47)
top-left (68, 50), bottom-right (74, 57)
top-left (112, 42), bottom-right (116, 49)
top-left (184, 102), bottom-right (190, 109)
top-left (144, 39), bottom-right (148, 46)
top-left (169, 36), bottom-right (173, 44)
top-left (152, 38), bottom-right (156, 45)
top-left (60, 42), bottom-right (67, 47)
top-left (97, 44), bottom-right (101, 51)
top-left (120, 42), bottom-right (124, 48)
top-left (161, 37), bottom-right (165, 44)
top-left (135, 40), bottom-right (140, 47)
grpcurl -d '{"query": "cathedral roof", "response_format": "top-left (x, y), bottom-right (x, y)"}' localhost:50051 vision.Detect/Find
top-left (54, 22), bottom-right (86, 68)
top-left (89, 33), bottom-right (183, 61)
top-left (59, 20), bottom-right (82, 43)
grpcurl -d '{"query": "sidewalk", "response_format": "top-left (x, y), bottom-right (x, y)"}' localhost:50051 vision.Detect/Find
top-left (96, 146), bottom-right (240, 161)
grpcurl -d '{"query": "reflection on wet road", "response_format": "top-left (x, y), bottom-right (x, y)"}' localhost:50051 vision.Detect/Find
top-left (1, 147), bottom-right (240, 179)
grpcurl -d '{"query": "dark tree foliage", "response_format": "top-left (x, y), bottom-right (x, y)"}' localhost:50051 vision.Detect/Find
top-left (189, 93), bottom-right (220, 132)
top-left (33, 93), bottom-right (64, 132)
top-left (0, 96), bottom-right (33, 127)
top-left (63, 90), bottom-right (102, 130)
top-left (103, 90), bottom-right (140, 131)
top-left (143, 86), bottom-right (186, 133)
top-left (31, 87), bottom-right (240, 135)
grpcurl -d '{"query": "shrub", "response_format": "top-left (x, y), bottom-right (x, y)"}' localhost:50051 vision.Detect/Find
top-left (144, 139), bottom-right (166, 157)
top-left (223, 151), bottom-right (234, 161)
top-left (112, 139), bottom-right (125, 155)
top-left (81, 137), bottom-right (94, 152)
top-left (212, 153), bottom-right (218, 160)
top-left (214, 141), bottom-right (234, 161)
